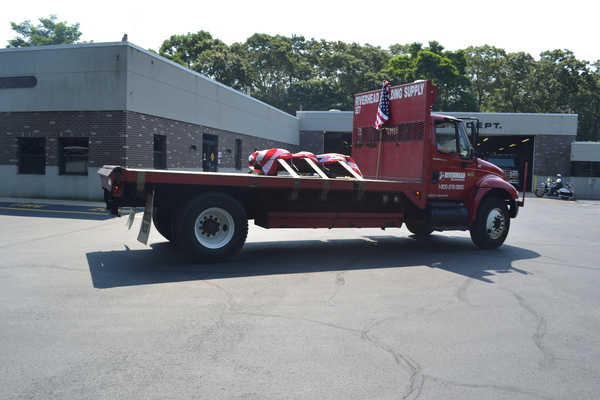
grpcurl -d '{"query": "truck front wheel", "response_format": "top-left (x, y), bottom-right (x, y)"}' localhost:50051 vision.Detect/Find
top-left (173, 192), bottom-right (248, 263)
top-left (470, 196), bottom-right (510, 249)
top-left (404, 220), bottom-right (433, 236)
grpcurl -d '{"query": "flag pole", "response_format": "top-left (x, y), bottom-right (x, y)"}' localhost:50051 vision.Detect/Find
top-left (374, 81), bottom-right (390, 180)
top-left (375, 128), bottom-right (383, 179)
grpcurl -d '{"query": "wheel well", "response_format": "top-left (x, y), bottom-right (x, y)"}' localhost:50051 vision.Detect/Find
top-left (480, 188), bottom-right (518, 219)
top-left (151, 183), bottom-right (258, 218)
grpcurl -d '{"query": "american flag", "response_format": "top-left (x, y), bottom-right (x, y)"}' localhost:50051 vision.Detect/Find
top-left (374, 80), bottom-right (391, 129)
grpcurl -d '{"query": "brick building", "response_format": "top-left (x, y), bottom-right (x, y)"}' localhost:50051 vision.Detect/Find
top-left (2, 42), bottom-right (595, 200)
top-left (1, 42), bottom-right (298, 200)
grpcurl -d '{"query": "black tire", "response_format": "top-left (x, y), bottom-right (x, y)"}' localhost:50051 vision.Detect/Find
top-left (404, 220), bottom-right (433, 236)
top-left (172, 192), bottom-right (248, 263)
top-left (470, 196), bottom-right (510, 249)
top-left (534, 188), bottom-right (545, 197)
top-left (152, 207), bottom-right (175, 242)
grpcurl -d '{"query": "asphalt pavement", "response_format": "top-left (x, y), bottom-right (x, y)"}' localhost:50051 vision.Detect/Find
top-left (1, 194), bottom-right (599, 399)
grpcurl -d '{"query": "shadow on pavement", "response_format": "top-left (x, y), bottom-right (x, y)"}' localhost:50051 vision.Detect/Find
top-left (87, 233), bottom-right (539, 289)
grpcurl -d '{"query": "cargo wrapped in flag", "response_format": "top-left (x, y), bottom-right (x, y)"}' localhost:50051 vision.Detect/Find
top-left (248, 149), bottom-right (362, 177)
top-left (316, 153), bottom-right (363, 177)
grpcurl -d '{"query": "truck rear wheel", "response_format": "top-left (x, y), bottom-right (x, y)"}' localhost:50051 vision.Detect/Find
top-left (470, 196), bottom-right (509, 249)
top-left (172, 192), bottom-right (248, 263)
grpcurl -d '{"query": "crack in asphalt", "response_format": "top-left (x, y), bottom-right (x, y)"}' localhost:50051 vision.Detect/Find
top-left (362, 318), bottom-right (424, 399)
top-left (425, 375), bottom-right (557, 399)
top-left (510, 291), bottom-right (555, 370)
top-left (455, 277), bottom-right (475, 305)
top-left (324, 271), bottom-right (346, 305)
top-left (201, 276), bottom-right (426, 397)
top-left (192, 246), bottom-right (557, 399)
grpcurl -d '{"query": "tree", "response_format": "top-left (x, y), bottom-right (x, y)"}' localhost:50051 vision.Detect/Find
top-left (464, 46), bottom-right (600, 141)
top-left (465, 45), bottom-right (507, 110)
top-left (490, 51), bottom-right (537, 113)
top-left (7, 15), bottom-right (82, 47)
top-left (193, 42), bottom-right (250, 92)
top-left (528, 49), bottom-right (588, 114)
top-left (388, 43), bottom-right (411, 56)
top-left (308, 40), bottom-right (389, 111)
top-left (287, 77), bottom-right (348, 112)
top-left (159, 31), bottom-right (225, 68)
top-left (574, 64), bottom-right (600, 141)
top-left (237, 33), bottom-right (317, 111)
top-left (152, 30), bottom-right (600, 138)
top-left (327, 42), bottom-right (390, 108)
top-left (386, 41), bottom-right (477, 111)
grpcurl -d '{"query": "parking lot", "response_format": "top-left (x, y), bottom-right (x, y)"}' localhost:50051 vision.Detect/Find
top-left (1, 195), bottom-right (599, 399)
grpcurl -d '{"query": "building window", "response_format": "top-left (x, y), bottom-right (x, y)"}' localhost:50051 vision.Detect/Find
top-left (572, 161), bottom-right (600, 177)
top-left (19, 138), bottom-right (46, 175)
top-left (154, 135), bottom-right (166, 169)
top-left (60, 139), bottom-right (89, 175)
top-left (235, 139), bottom-right (242, 170)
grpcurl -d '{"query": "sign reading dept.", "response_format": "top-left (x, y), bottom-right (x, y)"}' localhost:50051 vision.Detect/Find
top-left (355, 82), bottom-right (426, 114)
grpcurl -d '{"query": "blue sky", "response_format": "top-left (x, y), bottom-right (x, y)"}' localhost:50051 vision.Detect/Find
top-left (2, 0), bottom-right (598, 64)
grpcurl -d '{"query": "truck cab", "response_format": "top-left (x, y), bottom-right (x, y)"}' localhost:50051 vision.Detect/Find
top-left (352, 80), bottom-right (522, 247)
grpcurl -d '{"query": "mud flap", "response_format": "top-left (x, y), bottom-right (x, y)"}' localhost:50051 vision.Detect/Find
top-left (126, 207), bottom-right (136, 229)
top-left (136, 192), bottom-right (154, 245)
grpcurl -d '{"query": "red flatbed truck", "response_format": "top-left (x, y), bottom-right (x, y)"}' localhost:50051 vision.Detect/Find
top-left (98, 80), bottom-right (525, 263)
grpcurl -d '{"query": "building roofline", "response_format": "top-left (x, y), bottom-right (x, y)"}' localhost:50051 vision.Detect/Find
top-left (441, 111), bottom-right (579, 118)
top-left (1, 41), bottom-right (297, 120)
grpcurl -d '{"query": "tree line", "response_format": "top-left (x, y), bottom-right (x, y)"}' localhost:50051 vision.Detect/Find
top-left (7, 16), bottom-right (600, 141)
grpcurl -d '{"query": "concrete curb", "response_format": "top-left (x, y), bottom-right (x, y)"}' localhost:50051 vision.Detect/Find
top-left (0, 197), bottom-right (106, 208)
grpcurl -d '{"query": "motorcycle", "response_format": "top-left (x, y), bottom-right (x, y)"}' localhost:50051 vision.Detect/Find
top-left (535, 178), bottom-right (574, 200)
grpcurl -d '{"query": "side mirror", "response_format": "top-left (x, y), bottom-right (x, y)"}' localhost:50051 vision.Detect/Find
top-left (461, 147), bottom-right (479, 168)
top-left (470, 147), bottom-right (477, 160)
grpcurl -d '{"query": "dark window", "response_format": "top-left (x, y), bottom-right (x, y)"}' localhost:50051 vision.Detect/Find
top-left (19, 138), bottom-right (46, 175)
top-left (60, 139), bottom-right (89, 175)
top-left (572, 161), bottom-right (600, 177)
top-left (154, 136), bottom-right (166, 169)
top-left (324, 132), bottom-right (353, 154)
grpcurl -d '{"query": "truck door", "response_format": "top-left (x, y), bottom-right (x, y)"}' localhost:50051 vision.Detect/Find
top-left (428, 118), bottom-right (477, 200)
